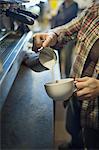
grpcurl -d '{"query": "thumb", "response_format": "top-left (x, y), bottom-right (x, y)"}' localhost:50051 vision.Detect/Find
top-left (75, 77), bottom-right (89, 82)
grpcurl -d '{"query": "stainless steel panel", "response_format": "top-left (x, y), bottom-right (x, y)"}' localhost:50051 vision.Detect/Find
top-left (0, 31), bottom-right (32, 110)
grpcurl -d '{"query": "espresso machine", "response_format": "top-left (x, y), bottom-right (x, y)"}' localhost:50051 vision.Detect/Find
top-left (0, 0), bottom-right (39, 110)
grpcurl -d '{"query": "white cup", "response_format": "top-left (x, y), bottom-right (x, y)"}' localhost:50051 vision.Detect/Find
top-left (44, 78), bottom-right (77, 101)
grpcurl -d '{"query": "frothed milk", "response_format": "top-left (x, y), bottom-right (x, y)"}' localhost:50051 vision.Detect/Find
top-left (43, 59), bottom-right (56, 70)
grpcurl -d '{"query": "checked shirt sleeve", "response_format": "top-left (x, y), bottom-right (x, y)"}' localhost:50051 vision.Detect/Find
top-left (51, 10), bottom-right (86, 49)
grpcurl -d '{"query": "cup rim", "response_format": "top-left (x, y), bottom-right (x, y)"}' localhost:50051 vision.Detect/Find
top-left (45, 78), bottom-right (74, 86)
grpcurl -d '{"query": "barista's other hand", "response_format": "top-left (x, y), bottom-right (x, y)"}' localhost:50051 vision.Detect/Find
top-left (75, 77), bottom-right (99, 100)
top-left (32, 32), bottom-right (57, 52)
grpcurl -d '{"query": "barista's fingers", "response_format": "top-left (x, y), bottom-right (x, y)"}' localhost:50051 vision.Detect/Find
top-left (76, 87), bottom-right (91, 97)
top-left (43, 32), bottom-right (57, 47)
top-left (43, 36), bottom-right (53, 47)
top-left (33, 34), bottom-right (42, 48)
top-left (76, 77), bottom-right (98, 90)
top-left (75, 77), bottom-right (89, 82)
top-left (75, 77), bottom-right (91, 90)
top-left (76, 81), bottom-right (88, 90)
top-left (32, 32), bottom-right (57, 51)
top-left (32, 34), bottom-right (42, 52)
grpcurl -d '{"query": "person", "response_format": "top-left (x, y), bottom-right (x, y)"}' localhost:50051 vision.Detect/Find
top-left (51, 0), bottom-right (78, 28)
top-left (51, 0), bottom-right (78, 78)
top-left (32, 1), bottom-right (99, 149)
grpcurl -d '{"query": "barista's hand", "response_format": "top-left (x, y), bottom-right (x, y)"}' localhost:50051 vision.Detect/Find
top-left (32, 32), bottom-right (57, 52)
top-left (75, 77), bottom-right (99, 100)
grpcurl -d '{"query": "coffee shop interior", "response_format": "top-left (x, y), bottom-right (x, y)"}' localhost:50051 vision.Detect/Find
top-left (0, 0), bottom-right (95, 149)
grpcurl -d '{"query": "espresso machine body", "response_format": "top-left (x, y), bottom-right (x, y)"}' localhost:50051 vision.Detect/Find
top-left (0, 0), bottom-right (33, 110)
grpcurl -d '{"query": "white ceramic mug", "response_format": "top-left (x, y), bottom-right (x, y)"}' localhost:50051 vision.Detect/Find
top-left (44, 78), bottom-right (77, 101)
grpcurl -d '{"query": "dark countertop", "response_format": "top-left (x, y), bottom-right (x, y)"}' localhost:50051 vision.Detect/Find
top-left (1, 62), bottom-right (60, 149)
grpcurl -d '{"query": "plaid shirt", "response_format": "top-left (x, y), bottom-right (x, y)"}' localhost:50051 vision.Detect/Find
top-left (52, 3), bottom-right (99, 129)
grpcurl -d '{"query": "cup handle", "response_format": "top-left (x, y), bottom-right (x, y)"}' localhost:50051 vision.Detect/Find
top-left (73, 83), bottom-right (77, 93)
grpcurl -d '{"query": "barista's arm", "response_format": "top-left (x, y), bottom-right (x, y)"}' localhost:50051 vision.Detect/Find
top-left (51, 11), bottom-right (85, 49)
top-left (32, 9), bottom-right (86, 51)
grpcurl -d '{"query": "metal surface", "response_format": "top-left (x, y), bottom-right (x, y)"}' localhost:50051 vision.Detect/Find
top-left (0, 31), bottom-right (12, 42)
top-left (0, 31), bottom-right (32, 111)
top-left (0, 33), bottom-right (21, 63)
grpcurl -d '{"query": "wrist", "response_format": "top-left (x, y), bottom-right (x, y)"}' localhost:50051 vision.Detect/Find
top-left (51, 31), bottom-right (59, 37)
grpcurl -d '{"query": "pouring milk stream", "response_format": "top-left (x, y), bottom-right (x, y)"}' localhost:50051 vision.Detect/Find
top-left (39, 47), bottom-right (57, 81)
